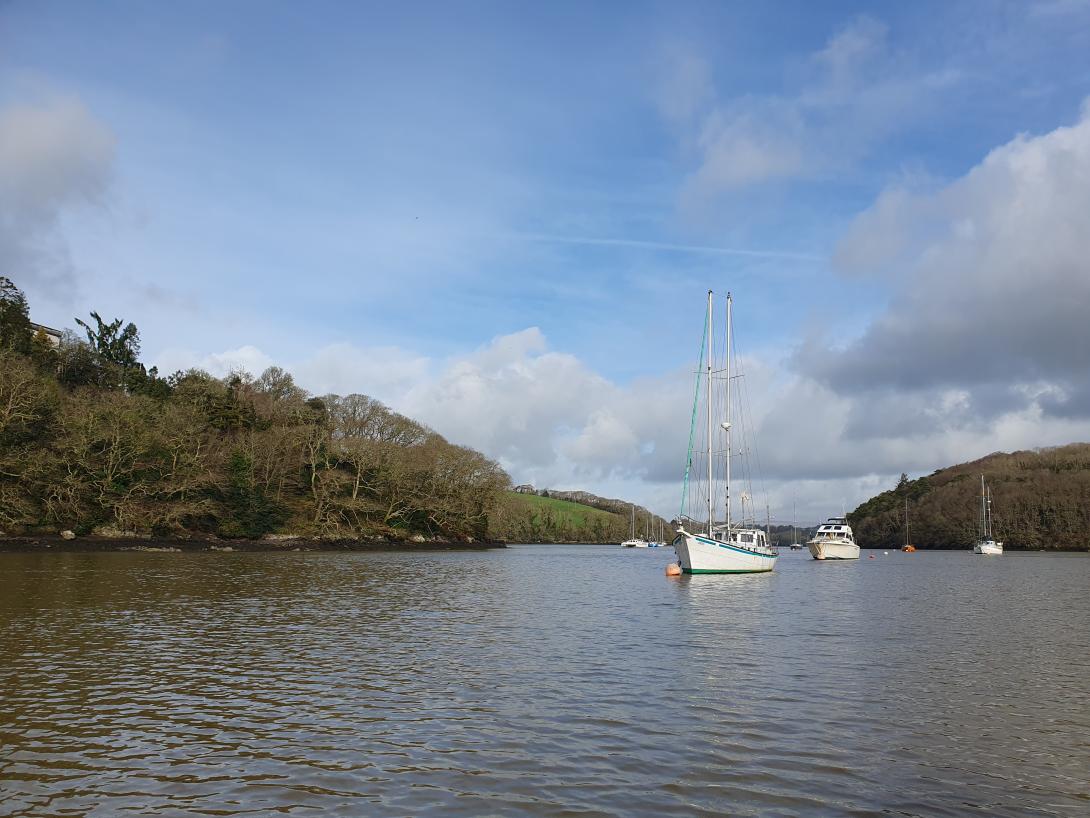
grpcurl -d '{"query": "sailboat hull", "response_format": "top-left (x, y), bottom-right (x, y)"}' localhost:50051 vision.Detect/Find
top-left (973, 540), bottom-right (1003, 555)
top-left (673, 532), bottom-right (776, 573)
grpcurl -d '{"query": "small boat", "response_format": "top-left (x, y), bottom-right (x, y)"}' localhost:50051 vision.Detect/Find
top-left (672, 291), bottom-right (777, 574)
top-left (621, 503), bottom-right (647, 547)
top-left (807, 517), bottom-right (860, 560)
top-left (973, 475), bottom-right (1003, 555)
top-left (901, 498), bottom-right (916, 551)
top-left (647, 517), bottom-right (667, 547)
top-left (788, 500), bottom-right (802, 549)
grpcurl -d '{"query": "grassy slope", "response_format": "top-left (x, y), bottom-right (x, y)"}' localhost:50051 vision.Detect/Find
top-left (489, 492), bottom-right (630, 543)
top-left (511, 493), bottom-right (617, 524)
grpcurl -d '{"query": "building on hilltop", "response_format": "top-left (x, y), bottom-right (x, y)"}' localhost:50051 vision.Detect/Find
top-left (30, 322), bottom-right (63, 347)
top-left (514, 484), bottom-right (536, 494)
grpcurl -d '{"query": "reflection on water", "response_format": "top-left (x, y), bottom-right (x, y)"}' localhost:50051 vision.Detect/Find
top-left (1, 547), bottom-right (1088, 816)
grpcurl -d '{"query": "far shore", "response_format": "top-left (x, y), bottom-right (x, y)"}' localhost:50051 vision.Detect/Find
top-left (0, 534), bottom-right (506, 553)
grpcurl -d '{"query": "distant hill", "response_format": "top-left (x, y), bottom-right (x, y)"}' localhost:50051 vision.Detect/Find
top-left (848, 444), bottom-right (1090, 551)
top-left (488, 488), bottom-right (672, 544)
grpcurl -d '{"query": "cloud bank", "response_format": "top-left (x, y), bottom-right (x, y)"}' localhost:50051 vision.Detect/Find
top-left (0, 93), bottom-right (116, 293)
top-left (811, 102), bottom-right (1090, 420)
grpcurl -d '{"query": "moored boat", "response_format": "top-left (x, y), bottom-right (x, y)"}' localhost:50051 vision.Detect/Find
top-left (807, 517), bottom-right (860, 560)
top-left (788, 500), bottom-right (802, 549)
top-left (902, 498), bottom-right (916, 551)
top-left (672, 291), bottom-right (777, 574)
top-left (621, 503), bottom-right (646, 547)
top-left (973, 475), bottom-right (1003, 555)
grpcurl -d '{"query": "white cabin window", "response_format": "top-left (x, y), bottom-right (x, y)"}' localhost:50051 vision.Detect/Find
top-left (741, 533), bottom-right (753, 543)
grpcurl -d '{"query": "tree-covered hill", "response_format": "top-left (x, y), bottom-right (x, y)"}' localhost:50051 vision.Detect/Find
top-left (1, 277), bottom-right (508, 542)
top-left (848, 445), bottom-right (1090, 550)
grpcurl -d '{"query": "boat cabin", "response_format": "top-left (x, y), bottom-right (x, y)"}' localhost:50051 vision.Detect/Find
top-left (814, 517), bottom-right (855, 541)
top-left (711, 527), bottom-right (770, 549)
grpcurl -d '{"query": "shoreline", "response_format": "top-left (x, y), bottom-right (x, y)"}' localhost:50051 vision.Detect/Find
top-left (0, 535), bottom-right (506, 553)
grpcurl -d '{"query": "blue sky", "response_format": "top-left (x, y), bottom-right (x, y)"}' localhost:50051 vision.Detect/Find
top-left (4, 1), bottom-right (1090, 522)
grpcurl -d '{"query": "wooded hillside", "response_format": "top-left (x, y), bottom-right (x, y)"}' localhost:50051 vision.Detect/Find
top-left (848, 445), bottom-right (1090, 550)
top-left (0, 278), bottom-right (508, 541)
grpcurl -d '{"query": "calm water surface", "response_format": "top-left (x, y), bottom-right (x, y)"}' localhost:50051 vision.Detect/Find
top-left (1, 546), bottom-right (1088, 816)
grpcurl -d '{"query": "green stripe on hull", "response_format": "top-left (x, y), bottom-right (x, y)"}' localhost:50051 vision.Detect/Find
top-left (683, 568), bottom-right (774, 574)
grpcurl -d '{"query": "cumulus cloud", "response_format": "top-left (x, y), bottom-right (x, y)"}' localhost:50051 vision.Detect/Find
top-left (730, 102), bottom-right (1090, 518)
top-left (154, 342), bottom-right (431, 405)
top-left (809, 105), bottom-right (1090, 408)
top-left (0, 94), bottom-right (116, 291)
top-left (400, 328), bottom-right (694, 487)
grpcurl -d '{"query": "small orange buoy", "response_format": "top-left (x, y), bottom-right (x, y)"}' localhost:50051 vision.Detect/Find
top-left (665, 563), bottom-right (682, 576)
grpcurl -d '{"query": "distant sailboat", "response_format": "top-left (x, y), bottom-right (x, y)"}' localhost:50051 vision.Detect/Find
top-left (672, 291), bottom-right (777, 574)
top-left (973, 476), bottom-right (1003, 555)
top-left (789, 500), bottom-right (802, 550)
top-left (647, 515), bottom-right (667, 547)
top-left (902, 498), bottom-right (916, 552)
top-left (622, 503), bottom-right (647, 548)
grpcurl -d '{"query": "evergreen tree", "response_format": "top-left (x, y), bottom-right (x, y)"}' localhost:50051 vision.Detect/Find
top-left (0, 277), bottom-right (33, 354)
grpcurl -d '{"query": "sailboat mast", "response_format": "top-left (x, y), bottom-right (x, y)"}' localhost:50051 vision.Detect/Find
top-left (980, 475), bottom-right (986, 539)
top-left (726, 292), bottom-right (732, 531)
top-left (905, 498), bottom-right (909, 547)
top-left (706, 290), bottom-right (714, 536)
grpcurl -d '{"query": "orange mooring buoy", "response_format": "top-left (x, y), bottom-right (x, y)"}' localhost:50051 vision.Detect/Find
top-left (665, 563), bottom-right (682, 577)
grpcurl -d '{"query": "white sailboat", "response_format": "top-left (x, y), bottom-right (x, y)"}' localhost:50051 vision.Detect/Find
top-left (789, 500), bottom-right (802, 549)
top-left (672, 291), bottom-right (777, 574)
top-left (806, 517), bottom-right (860, 560)
top-left (973, 475), bottom-right (1003, 555)
top-left (621, 503), bottom-right (647, 548)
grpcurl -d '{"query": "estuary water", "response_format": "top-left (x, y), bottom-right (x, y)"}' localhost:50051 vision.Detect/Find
top-left (1, 546), bottom-right (1088, 817)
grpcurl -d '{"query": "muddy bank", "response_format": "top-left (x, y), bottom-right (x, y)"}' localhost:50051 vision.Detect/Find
top-left (0, 535), bottom-right (506, 553)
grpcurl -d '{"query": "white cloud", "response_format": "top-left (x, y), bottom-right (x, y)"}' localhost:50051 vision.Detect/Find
top-left (0, 93), bottom-right (116, 291)
top-left (154, 342), bottom-right (430, 406)
top-left (741, 102), bottom-right (1090, 518)
top-left (664, 15), bottom-right (958, 204)
top-left (652, 44), bottom-right (714, 125)
top-left (155, 345), bottom-right (274, 380)
top-left (814, 104), bottom-right (1090, 396)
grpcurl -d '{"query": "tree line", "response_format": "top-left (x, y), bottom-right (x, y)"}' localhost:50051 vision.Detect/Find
top-left (848, 447), bottom-right (1090, 550)
top-left (0, 277), bottom-right (509, 541)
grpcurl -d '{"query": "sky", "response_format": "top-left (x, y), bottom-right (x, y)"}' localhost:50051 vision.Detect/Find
top-left (3, 0), bottom-right (1090, 524)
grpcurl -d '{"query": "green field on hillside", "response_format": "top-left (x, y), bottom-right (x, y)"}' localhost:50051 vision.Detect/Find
top-left (489, 492), bottom-right (629, 543)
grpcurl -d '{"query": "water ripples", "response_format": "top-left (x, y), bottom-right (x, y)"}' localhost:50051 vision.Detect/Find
top-left (1, 547), bottom-right (1088, 816)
